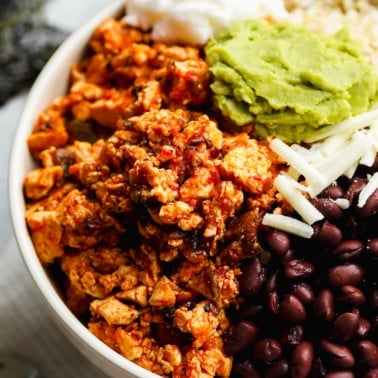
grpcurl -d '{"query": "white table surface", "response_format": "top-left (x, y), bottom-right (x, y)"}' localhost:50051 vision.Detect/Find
top-left (0, 1), bottom-right (115, 377)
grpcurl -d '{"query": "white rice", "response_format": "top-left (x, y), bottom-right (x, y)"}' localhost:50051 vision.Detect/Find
top-left (285, 0), bottom-right (378, 69)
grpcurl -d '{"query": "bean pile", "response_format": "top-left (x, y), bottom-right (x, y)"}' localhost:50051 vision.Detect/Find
top-left (223, 162), bottom-right (378, 378)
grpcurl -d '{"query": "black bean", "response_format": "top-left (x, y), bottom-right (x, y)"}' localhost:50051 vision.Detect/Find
top-left (346, 179), bottom-right (367, 204)
top-left (356, 318), bottom-right (371, 339)
top-left (320, 183), bottom-right (345, 200)
top-left (239, 257), bottom-right (265, 296)
top-left (311, 198), bottom-right (344, 222)
top-left (357, 340), bottom-right (378, 369)
top-left (364, 368), bottom-right (378, 378)
top-left (311, 356), bottom-right (328, 377)
top-left (240, 303), bottom-right (264, 321)
top-left (263, 359), bottom-right (289, 378)
top-left (332, 312), bottom-right (360, 342)
top-left (324, 371), bottom-right (355, 378)
top-left (232, 359), bottom-right (261, 378)
top-left (372, 291), bottom-right (378, 309)
top-left (280, 294), bottom-right (306, 323)
top-left (284, 259), bottom-right (315, 280)
top-left (290, 341), bottom-right (314, 378)
top-left (355, 189), bottom-right (378, 218)
top-left (332, 240), bottom-right (364, 262)
top-left (280, 248), bottom-right (296, 263)
top-left (265, 270), bottom-right (279, 294)
top-left (338, 285), bottom-right (366, 307)
top-left (367, 238), bottom-right (378, 258)
top-left (291, 283), bottom-right (314, 304)
top-left (280, 325), bottom-right (304, 350)
top-left (253, 338), bottom-right (282, 365)
top-left (343, 215), bottom-right (359, 239)
top-left (312, 221), bottom-right (343, 247)
top-left (328, 264), bottom-right (365, 287)
top-left (264, 229), bottom-right (291, 256)
top-left (320, 340), bottom-right (355, 369)
top-left (223, 320), bottom-right (259, 355)
top-left (314, 289), bottom-right (336, 322)
top-left (267, 291), bottom-right (279, 315)
top-left (372, 315), bottom-right (378, 341)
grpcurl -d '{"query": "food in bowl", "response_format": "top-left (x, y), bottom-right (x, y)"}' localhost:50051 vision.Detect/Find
top-left (19, 0), bottom-right (377, 377)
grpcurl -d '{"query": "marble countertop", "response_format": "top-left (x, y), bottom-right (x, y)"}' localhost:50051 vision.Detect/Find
top-left (0, 1), bottom-right (114, 377)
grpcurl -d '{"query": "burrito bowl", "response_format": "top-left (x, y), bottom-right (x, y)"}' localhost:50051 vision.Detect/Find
top-left (9, 0), bottom-right (378, 377)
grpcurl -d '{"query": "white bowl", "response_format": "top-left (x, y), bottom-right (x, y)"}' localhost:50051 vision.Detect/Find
top-left (9, 1), bottom-right (160, 377)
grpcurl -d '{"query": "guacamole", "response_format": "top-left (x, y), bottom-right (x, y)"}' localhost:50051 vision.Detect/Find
top-left (205, 20), bottom-right (378, 142)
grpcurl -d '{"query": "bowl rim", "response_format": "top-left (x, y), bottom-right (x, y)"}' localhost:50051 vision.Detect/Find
top-left (8, 1), bottom-right (161, 377)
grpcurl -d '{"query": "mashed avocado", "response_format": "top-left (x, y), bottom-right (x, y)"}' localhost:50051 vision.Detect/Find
top-left (205, 20), bottom-right (378, 142)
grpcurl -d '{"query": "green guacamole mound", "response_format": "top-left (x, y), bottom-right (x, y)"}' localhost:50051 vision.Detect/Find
top-left (205, 20), bottom-right (378, 143)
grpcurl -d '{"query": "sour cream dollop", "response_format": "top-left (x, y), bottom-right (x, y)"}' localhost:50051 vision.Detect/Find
top-left (124, 0), bottom-right (288, 45)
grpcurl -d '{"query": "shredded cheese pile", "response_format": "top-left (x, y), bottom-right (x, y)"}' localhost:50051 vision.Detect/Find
top-left (263, 108), bottom-right (378, 238)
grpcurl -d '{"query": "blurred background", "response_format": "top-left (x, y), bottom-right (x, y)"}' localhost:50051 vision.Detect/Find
top-left (0, 0), bottom-right (112, 376)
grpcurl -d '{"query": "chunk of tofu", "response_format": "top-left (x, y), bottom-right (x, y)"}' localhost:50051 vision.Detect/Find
top-left (90, 296), bottom-right (139, 325)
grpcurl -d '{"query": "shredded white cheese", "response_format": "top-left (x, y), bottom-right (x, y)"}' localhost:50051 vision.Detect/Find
top-left (262, 213), bottom-right (314, 239)
top-left (360, 145), bottom-right (378, 167)
top-left (311, 132), bottom-right (367, 195)
top-left (344, 161), bottom-right (359, 180)
top-left (334, 198), bottom-right (350, 210)
top-left (270, 138), bottom-right (328, 193)
top-left (274, 174), bottom-right (324, 224)
top-left (269, 110), bottom-right (378, 229)
top-left (358, 172), bottom-right (378, 208)
top-left (290, 143), bottom-right (323, 162)
top-left (304, 107), bottom-right (378, 143)
top-left (316, 132), bottom-right (353, 157)
top-left (280, 172), bottom-right (310, 192)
